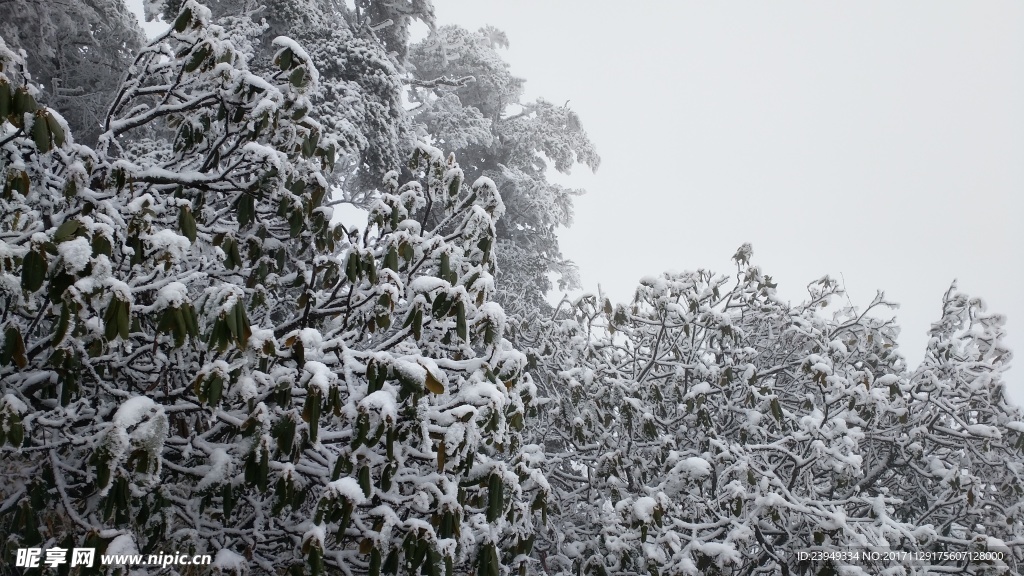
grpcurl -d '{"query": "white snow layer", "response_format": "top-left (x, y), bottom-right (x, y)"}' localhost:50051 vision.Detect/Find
top-left (213, 549), bottom-right (246, 571)
top-left (675, 457), bottom-right (712, 479)
top-left (105, 534), bottom-right (139, 556)
top-left (113, 396), bottom-right (158, 429)
top-left (632, 496), bottom-right (658, 523)
top-left (58, 237), bottom-right (92, 274)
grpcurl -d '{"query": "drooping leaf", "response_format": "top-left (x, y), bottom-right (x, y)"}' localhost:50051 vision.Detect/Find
top-left (21, 250), bottom-right (46, 292)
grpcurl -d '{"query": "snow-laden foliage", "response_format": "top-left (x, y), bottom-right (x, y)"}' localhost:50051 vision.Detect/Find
top-left (3, 3), bottom-right (1022, 575)
top-left (147, 0), bottom-right (429, 203)
top-left (1, 6), bottom-right (544, 574)
top-left (0, 0), bottom-right (144, 146)
top-left (525, 247), bottom-right (1024, 575)
top-left (408, 25), bottom-right (599, 322)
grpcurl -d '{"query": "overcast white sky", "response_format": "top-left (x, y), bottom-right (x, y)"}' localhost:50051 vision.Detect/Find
top-left (129, 1), bottom-right (1023, 403)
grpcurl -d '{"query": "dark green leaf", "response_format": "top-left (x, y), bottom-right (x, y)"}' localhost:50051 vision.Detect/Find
top-left (53, 219), bottom-right (80, 242)
top-left (172, 8), bottom-right (191, 32)
top-left (2, 327), bottom-right (27, 368)
top-left (0, 79), bottom-right (10, 118)
top-left (13, 87), bottom-right (37, 116)
top-left (31, 113), bottom-right (51, 152)
top-left (456, 302), bottom-right (467, 341)
top-left (175, 205), bottom-right (196, 243)
top-left (278, 47), bottom-right (293, 71)
top-left (42, 113), bottom-right (65, 147)
top-left (359, 465), bottom-right (372, 498)
top-left (21, 249), bottom-right (46, 292)
top-left (185, 44), bottom-right (211, 73)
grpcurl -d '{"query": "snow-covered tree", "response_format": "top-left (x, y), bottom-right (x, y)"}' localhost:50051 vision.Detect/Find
top-left (0, 0), bottom-right (144, 146)
top-left (5, 2), bottom-right (1021, 574)
top-left (1, 4), bottom-right (545, 574)
top-left (146, 0), bottom-right (430, 204)
top-left (525, 247), bottom-right (1024, 575)
top-left (881, 286), bottom-right (1024, 564)
top-left (408, 26), bottom-right (600, 322)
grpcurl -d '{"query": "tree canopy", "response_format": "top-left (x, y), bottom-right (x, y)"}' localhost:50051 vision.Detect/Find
top-left (408, 25), bottom-right (600, 323)
top-left (2, 3), bottom-right (542, 573)
top-left (1, 2), bottom-right (1021, 575)
top-left (0, 0), bottom-right (144, 146)
top-left (524, 248), bottom-right (1023, 575)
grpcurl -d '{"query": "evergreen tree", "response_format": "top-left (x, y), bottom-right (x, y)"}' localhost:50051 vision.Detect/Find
top-left (146, 0), bottom-right (432, 204)
top-left (0, 0), bottom-right (144, 145)
top-left (1, 4), bottom-right (544, 573)
top-left (407, 25), bottom-right (600, 323)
